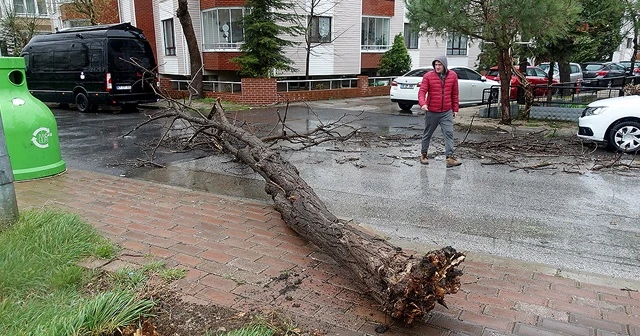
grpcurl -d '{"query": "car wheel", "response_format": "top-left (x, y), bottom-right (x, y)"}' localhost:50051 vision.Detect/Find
top-left (398, 103), bottom-right (413, 111)
top-left (608, 121), bottom-right (640, 153)
top-left (75, 92), bottom-right (95, 113)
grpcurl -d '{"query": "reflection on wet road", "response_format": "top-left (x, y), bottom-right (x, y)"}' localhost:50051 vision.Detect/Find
top-left (50, 103), bottom-right (640, 281)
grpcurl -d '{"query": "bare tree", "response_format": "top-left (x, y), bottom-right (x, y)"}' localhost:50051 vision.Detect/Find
top-left (176, 0), bottom-right (204, 99)
top-left (70, 0), bottom-right (96, 24)
top-left (69, 0), bottom-right (119, 25)
top-left (292, 0), bottom-right (352, 80)
top-left (0, 4), bottom-right (45, 56)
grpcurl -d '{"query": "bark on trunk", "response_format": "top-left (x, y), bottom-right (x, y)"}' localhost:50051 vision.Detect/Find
top-left (176, 0), bottom-right (204, 99)
top-left (170, 101), bottom-right (466, 325)
top-left (497, 48), bottom-right (512, 125)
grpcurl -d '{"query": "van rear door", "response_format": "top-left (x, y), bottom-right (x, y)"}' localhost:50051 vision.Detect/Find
top-left (107, 38), bottom-right (156, 94)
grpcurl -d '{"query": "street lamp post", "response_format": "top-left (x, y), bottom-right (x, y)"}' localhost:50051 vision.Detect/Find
top-left (0, 113), bottom-right (19, 229)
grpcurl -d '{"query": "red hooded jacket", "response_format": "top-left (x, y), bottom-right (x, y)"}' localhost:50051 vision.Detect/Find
top-left (418, 58), bottom-right (459, 113)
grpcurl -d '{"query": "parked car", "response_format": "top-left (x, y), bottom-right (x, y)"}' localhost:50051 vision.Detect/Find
top-left (619, 60), bottom-right (633, 73)
top-left (538, 62), bottom-right (583, 84)
top-left (484, 66), bottom-right (558, 99)
top-left (390, 66), bottom-right (499, 111)
top-left (20, 23), bottom-right (158, 112)
top-left (578, 95), bottom-right (640, 153)
top-left (620, 61), bottom-right (640, 76)
top-left (581, 62), bottom-right (627, 87)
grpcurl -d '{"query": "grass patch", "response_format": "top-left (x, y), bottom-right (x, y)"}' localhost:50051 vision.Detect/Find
top-left (218, 313), bottom-right (300, 336)
top-left (193, 98), bottom-right (251, 111)
top-left (0, 209), bottom-right (154, 335)
top-left (221, 323), bottom-right (276, 336)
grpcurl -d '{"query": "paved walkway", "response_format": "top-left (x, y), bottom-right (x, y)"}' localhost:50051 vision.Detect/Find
top-left (14, 169), bottom-right (640, 335)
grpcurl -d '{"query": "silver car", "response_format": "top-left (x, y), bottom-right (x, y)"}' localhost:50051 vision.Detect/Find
top-left (390, 66), bottom-right (499, 111)
top-left (538, 62), bottom-right (583, 84)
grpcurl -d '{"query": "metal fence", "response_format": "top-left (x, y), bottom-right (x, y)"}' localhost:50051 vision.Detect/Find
top-left (171, 80), bottom-right (242, 93)
top-left (276, 78), bottom-right (359, 92)
top-left (480, 76), bottom-right (640, 121)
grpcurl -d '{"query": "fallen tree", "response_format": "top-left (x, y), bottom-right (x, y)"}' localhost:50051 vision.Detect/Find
top-left (139, 98), bottom-right (466, 325)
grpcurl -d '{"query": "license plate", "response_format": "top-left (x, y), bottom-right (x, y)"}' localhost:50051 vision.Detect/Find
top-left (116, 85), bottom-right (132, 90)
top-left (400, 84), bottom-right (415, 89)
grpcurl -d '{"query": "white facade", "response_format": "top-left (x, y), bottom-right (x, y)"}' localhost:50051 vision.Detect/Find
top-left (41, 0), bottom-right (480, 78)
top-left (612, 20), bottom-right (635, 63)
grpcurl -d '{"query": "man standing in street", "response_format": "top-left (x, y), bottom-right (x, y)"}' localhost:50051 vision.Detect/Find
top-left (418, 56), bottom-right (462, 167)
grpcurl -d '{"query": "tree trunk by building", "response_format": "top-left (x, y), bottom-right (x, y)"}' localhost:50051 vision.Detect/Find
top-left (176, 0), bottom-right (204, 99)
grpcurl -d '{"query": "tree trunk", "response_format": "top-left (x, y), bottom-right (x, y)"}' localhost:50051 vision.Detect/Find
top-left (497, 47), bottom-right (512, 125)
top-left (166, 100), bottom-right (466, 325)
top-left (176, 0), bottom-right (204, 99)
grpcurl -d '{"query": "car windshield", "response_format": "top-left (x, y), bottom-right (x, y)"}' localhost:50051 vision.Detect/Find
top-left (486, 69), bottom-right (499, 77)
top-left (403, 68), bottom-right (431, 77)
top-left (539, 64), bottom-right (549, 72)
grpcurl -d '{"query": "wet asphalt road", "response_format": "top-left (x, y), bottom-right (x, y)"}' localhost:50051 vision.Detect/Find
top-left (49, 101), bottom-right (640, 282)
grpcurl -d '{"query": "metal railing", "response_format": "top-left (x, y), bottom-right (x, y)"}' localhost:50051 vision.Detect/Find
top-left (367, 76), bottom-right (395, 87)
top-left (170, 80), bottom-right (242, 93)
top-left (277, 78), bottom-right (359, 92)
top-left (169, 75), bottom-right (398, 94)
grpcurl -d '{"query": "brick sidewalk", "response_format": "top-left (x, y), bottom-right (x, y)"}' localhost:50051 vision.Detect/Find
top-left (13, 169), bottom-right (640, 335)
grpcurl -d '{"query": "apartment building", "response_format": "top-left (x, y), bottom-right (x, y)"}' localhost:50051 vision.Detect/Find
top-left (612, 23), bottom-right (636, 63)
top-left (5, 0), bottom-right (480, 81)
top-left (144, 0), bottom-right (481, 82)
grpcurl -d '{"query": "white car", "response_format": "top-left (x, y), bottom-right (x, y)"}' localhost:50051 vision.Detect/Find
top-left (578, 95), bottom-right (640, 153)
top-left (390, 66), bottom-right (499, 111)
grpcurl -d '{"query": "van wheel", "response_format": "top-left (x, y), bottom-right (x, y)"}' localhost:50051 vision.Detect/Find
top-left (75, 93), bottom-right (94, 113)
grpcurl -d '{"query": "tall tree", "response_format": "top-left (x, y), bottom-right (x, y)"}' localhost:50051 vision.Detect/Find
top-left (232, 0), bottom-right (303, 78)
top-left (406, 0), bottom-right (580, 124)
top-left (176, 0), bottom-right (204, 99)
top-left (572, 0), bottom-right (624, 63)
top-left (531, 0), bottom-right (623, 86)
top-left (378, 33), bottom-right (411, 76)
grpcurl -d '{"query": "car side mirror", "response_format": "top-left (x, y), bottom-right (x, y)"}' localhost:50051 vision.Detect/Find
top-left (480, 76), bottom-right (487, 82)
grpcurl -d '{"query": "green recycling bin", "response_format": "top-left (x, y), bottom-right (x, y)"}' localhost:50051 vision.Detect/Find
top-left (0, 57), bottom-right (66, 181)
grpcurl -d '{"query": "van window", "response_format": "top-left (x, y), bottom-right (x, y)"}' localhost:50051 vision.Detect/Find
top-left (108, 39), bottom-right (154, 72)
top-left (32, 50), bottom-right (54, 71)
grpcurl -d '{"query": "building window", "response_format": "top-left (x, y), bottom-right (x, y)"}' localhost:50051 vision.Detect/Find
top-left (447, 32), bottom-right (467, 56)
top-left (404, 23), bottom-right (418, 49)
top-left (627, 38), bottom-right (633, 49)
top-left (361, 17), bottom-right (390, 51)
top-left (162, 19), bottom-right (176, 56)
top-left (13, 0), bottom-right (46, 15)
top-left (202, 8), bottom-right (250, 50)
top-left (309, 16), bottom-right (331, 43)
